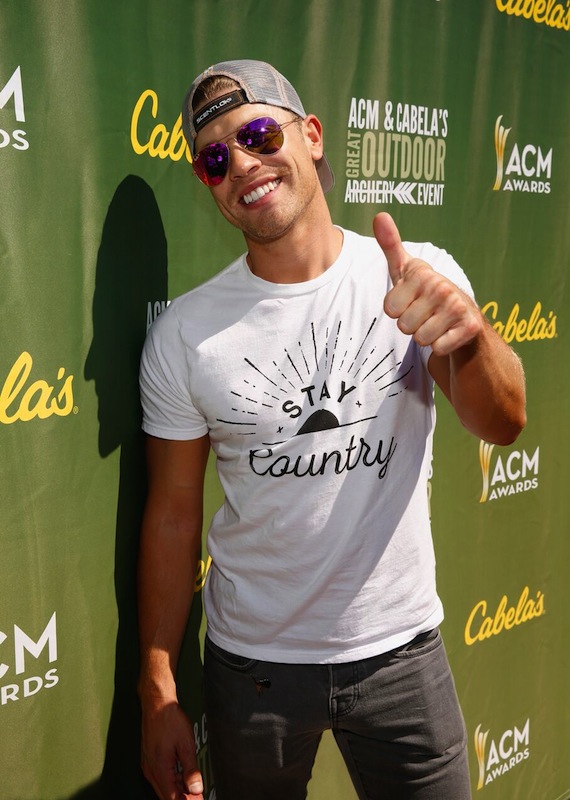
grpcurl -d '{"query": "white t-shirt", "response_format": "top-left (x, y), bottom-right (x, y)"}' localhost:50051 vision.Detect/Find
top-left (140, 228), bottom-right (473, 664)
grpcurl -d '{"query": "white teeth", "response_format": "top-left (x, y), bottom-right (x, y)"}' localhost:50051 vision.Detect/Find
top-left (243, 179), bottom-right (280, 205)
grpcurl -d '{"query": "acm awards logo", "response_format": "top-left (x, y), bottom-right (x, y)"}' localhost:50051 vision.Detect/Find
top-left (474, 718), bottom-right (530, 790)
top-left (146, 299), bottom-right (170, 332)
top-left (493, 115), bottom-right (552, 193)
top-left (0, 613), bottom-right (59, 706)
top-left (0, 66), bottom-right (29, 151)
top-left (479, 440), bottom-right (539, 503)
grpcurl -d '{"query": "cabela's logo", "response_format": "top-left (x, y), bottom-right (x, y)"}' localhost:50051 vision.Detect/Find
top-left (493, 116), bottom-right (553, 193)
top-left (0, 352), bottom-right (76, 424)
top-left (131, 89), bottom-right (192, 163)
top-left (474, 718), bottom-right (530, 789)
top-left (465, 586), bottom-right (544, 646)
top-left (479, 440), bottom-right (539, 503)
top-left (496, 0), bottom-right (570, 31)
top-left (482, 300), bottom-right (556, 343)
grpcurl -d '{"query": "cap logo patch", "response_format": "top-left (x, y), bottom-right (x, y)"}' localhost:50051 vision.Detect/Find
top-left (193, 89), bottom-right (248, 132)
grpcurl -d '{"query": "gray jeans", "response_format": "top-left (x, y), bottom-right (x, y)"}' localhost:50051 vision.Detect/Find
top-left (203, 628), bottom-right (471, 800)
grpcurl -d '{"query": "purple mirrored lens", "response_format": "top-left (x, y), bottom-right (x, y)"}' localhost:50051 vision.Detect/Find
top-left (194, 142), bottom-right (229, 186)
top-left (236, 117), bottom-right (284, 154)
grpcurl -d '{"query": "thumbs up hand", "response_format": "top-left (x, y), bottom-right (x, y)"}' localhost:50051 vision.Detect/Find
top-left (373, 212), bottom-right (482, 357)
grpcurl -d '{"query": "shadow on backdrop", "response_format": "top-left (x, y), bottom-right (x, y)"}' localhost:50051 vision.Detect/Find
top-left (75, 175), bottom-right (204, 799)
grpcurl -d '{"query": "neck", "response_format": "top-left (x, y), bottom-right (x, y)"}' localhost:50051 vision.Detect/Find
top-left (245, 203), bottom-right (343, 284)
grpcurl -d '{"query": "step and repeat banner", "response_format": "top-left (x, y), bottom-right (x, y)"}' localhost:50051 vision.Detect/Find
top-left (1, 2), bottom-right (568, 799)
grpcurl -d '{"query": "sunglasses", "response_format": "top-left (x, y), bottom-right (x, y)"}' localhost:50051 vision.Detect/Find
top-left (192, 116), bottom-right (299, 186)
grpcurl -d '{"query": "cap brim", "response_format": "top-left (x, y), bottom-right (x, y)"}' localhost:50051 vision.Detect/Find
top-left (316, 153), bottom-right (335, 194)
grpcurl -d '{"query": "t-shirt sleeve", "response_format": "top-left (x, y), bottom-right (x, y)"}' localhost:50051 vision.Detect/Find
top-left (405, 240), bottom-right (475, 300)
top-left (139, 305), bottom-right (209, 440)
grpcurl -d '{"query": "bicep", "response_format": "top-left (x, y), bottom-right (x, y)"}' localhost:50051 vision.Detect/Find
top-left (143, 433), bottom-right (211, 547)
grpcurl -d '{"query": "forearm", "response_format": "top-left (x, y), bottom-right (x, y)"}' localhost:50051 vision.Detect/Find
top-left (137, 513), bottom-right (202, 705)
top-left (429, 317), bottom-right (526, 445)
top-left (137, 516), bottom-right (205, 800)
top-left (137, 506), bottom-right (206, 798)
top-left (136, 435), bottom-right (209, 798)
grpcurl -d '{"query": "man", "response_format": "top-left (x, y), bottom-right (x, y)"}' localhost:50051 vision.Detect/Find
top-left (137, 60), bottom-right (526, 800)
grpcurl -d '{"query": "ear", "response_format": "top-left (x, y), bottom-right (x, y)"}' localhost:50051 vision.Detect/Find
top-left (302, 114), bottom-right (324, 163)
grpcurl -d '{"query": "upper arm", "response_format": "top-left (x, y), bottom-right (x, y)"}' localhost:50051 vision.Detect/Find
top-left (143, 433), bottom-right (211, 548)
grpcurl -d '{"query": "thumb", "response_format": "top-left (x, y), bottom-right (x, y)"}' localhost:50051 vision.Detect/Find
top-left (373, 212), bottom-right (408, 285)
top-left (181, 756), bottom-right (203, 797)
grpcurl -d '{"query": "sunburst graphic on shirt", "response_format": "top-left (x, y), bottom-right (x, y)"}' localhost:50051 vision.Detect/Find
top-left (216, 316), bottom-right (413, 444)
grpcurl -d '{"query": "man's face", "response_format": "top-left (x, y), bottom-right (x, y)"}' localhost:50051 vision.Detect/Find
top-left (193, 101), bottom-right (324, 244)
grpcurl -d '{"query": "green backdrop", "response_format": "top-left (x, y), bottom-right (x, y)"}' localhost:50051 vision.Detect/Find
top-left (1, 1), bottom-right (568, 798)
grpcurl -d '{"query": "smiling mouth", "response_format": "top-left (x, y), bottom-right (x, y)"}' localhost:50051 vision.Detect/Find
top-left (242, 179), bottom-right (281, 205)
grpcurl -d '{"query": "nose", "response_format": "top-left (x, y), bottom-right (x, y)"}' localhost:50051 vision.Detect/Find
top-left (228, 142), bottom-right (263, 180)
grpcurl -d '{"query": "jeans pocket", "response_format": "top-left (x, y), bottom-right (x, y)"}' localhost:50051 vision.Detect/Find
top-left (392, 627), bottom-right (441, 659)
top-left (205, 635), bottom-right (259, 672)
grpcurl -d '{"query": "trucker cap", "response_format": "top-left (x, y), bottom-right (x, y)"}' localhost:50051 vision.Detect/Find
top-left (181, 59), bottom-right (334, 193)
